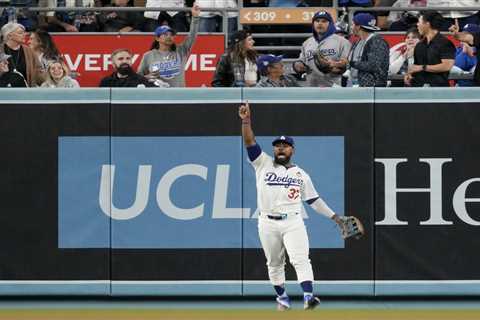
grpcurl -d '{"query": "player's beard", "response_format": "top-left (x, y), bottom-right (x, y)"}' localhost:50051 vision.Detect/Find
top-left (274, 154), bottom-right (291, 166)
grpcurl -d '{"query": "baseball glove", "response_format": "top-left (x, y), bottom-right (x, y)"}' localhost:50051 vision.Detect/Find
top-left (313, 50), bottom-right (332, 74)
top-left (338, 216), bottom-right (365, 240)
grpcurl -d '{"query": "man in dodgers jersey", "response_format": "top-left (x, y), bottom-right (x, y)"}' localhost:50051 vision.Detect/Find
top-left (293, 10), bottom-right (351, 87)
top-left (239, 102), bottom-right (344, 311)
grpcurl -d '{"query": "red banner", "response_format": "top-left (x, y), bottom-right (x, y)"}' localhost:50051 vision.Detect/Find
top-left (52, 34), bottom-right (225, 87)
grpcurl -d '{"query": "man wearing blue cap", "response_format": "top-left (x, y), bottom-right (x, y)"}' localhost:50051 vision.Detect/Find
top-left (450, 24), bottom-right (479, 86)
top-left (256, 54), bottom-right (299, 87)
top-left (238, 101), bottom-right (344, 311)
top-left (343, 13), bottom-right (389, 87)
top-left (293, 10), bottom-right (351, 87)
top-left (451, 19), bottom-right (480, 86)
top-left (137, 2), bottom-right (201, 87)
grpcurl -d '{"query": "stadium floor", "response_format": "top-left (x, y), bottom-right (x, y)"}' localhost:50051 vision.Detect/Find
top-left (1, 298), bottom-right (480, 319)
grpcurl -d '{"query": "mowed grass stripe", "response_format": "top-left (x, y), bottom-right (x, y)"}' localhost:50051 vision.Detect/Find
top-left (0, 309), bottom-right (479, 320)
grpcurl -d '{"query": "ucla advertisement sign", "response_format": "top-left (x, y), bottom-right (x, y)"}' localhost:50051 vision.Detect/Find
top-left (59, 136), bottom-right (345, 249)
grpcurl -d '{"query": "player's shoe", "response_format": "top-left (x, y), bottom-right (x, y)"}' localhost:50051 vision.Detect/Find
top-left (303, 295), bottom-right (320, 310)
top-left (276, 296), bottom-right (291, 311)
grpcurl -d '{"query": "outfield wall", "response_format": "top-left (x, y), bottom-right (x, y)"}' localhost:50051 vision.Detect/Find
top-left (0, 88), bottom-right (479, 296)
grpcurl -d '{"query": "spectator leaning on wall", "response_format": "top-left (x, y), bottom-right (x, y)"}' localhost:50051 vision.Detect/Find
top-left (344, 13), bottom-right (389, 87)
top-left (450, 23), bottom-right (479, 87)
top-left (451, 19), bottom-right (480, 86)
top-left (211, 30), bottom-right (258, 87)
top-left (100, 48), bottom-right (160, 87)
top-left (293, 11), bottom-right (351, 87)
top-left (138, 2), bottom-right (201, 88)
top-left (1, 22), bottom-right (41, 87)
top-left (256, 54), bottom-right (299, 87)
top-left (404, 11), bottom-right (455, 87)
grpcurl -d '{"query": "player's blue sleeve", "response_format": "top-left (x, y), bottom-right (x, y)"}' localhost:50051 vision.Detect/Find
top-left (306, 197), bottom-right (319, 205)
top-left (246, 144), bottom-right (262, 162)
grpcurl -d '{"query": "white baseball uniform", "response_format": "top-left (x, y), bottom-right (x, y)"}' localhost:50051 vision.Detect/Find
top-left (249, 144), bottom-right (334, 286)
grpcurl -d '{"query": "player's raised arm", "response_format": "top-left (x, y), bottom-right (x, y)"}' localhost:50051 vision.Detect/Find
top-left (239, 101), bottom-right (256, 147)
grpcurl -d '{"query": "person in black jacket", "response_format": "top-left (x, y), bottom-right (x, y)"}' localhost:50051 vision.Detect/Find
top-left (341, 13), bottom-right (389, 87)
top-left (0, 51), bottom-right (27, 87)
top-left (211, 30), bottom-right (259, 87)
top-left (99, 49), bottom-right (160, 87)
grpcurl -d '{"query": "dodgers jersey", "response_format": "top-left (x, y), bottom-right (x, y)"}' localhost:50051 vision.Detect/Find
top-left (298, 34), bottom-right (351, 87)
top-left (250, 150), bottom-right (319, 214)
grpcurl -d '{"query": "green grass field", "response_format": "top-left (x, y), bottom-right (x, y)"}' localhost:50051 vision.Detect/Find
top-left (1, 309), bottom-right (480, 320)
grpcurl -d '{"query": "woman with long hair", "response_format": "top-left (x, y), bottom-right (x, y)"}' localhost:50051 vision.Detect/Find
top-left (29, 29), bottom-right (61, 73)
top-left (211, 30), bottom-right (258, 87)
top-left (137, 2), bottom-right (200, 88)
top-left (388, 27), bottom-right (421, 86)
top-left (40, 59), bottom-right (79, 88)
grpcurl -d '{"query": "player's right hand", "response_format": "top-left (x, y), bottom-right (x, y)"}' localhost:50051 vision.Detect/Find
top-left (238, 101), bottom-right (250, 120)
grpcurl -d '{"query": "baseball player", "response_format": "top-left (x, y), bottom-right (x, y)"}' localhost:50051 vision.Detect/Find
top-left (293, 11), bottom-right (351, 87)
top-left (239, 101), bottom-right (344, 311)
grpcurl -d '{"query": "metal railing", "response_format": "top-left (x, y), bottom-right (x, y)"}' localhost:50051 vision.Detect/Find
top-left (347, 6), bottom-right (480, 28)
top-left (3, 6), bottom-right (238, 48)
top-left (2, 5), bottom-right (480, 54)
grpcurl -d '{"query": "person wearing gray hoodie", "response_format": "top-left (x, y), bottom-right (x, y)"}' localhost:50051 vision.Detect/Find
top-left (137, 2), bottom-right (201, 88)
top-left (293, 11), bottom-right (351, 87)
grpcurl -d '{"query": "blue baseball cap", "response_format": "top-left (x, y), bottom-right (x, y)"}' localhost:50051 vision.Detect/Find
top-left (154, 25), bottom-right (176, 37)
top-left (272, 135), bottom-right (294, 147)
top-left (257, 54), bottom-right (283, 72)
top-left (463, 24), bottom-right (480, 33)
top-left (312, 10), bottom-right (333, 24)
top-left (353, 13), bottom-right (380, 31)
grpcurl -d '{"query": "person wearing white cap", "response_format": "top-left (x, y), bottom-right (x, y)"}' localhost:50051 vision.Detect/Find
top-left (1, 22), bottom-right (41, 87)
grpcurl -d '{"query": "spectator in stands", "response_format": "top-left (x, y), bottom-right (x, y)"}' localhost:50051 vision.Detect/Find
top-left (428, 0), bottom-right (480, 31)
top-left (388, 27), bottom-right (420, 86)
top-left (211, 30), bottom-right (258, 87)
top-left (450, 19), bottom-right (480, 86)
top-left (197, 0), bottom-right (238, 34)
top-left (1, 22), bottom-right (40, 87)
top-left (29, 29), bottom-right (61, 75)
top-left (100, 48), bottom-right (163, 87)
top-left (0, 49), bottom-right (27, 87)
top-left (375, 0), bottom-right (397, 30)
top-left (450, 23), bottom-right (479, 87)
top-left (404, 11), bottom-right (455, 86)
top-left (1, 3), bottom-right (39, 32)
top-left (344, 13), bottom-right (389, 87)
top-left (143, 0), bottom-right (188, 33)
top-left (38, 0), bottom-right (101, 32)
top-left (98, 0), bottom-right (144, 32)
top-left (387, 0), bottom-right (427, 31)
top-left (256, 54), bottom-right (299, 87)
top-left (138, 2), bottom-right (200, 88)
top-left (41, 59), bottom-right (80, 87)
top-left (293, 11), bottom-right (351, 87)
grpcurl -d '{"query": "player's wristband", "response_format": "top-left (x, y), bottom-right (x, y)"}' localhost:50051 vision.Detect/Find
top-left (242, 118), bottom-right (251, 125)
